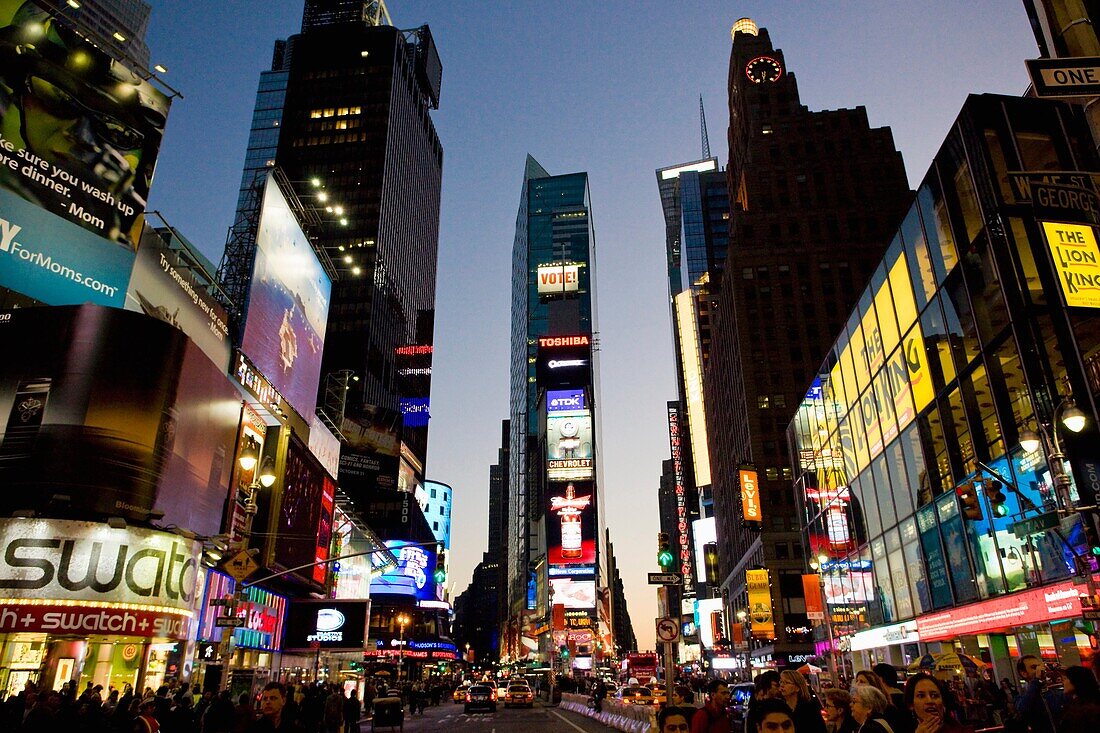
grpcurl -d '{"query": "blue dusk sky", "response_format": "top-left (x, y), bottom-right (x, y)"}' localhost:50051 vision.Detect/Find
top-left (145, 1), bottom-right (1037, 651)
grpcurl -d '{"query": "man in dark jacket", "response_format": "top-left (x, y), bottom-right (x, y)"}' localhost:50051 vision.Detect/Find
top-left (692, 679), bottom-right (732, 733)
top-left (248, 683), bottom-right (302, 733)
top-left (1013, 655), bottom-right (1064, 733)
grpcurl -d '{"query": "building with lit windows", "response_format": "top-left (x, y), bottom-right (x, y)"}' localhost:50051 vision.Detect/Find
top-left (787, 93), bottom-right (1100, 682)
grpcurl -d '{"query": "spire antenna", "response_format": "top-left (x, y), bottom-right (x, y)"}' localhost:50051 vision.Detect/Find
top-left (700, 95), bottom-right (712, 159)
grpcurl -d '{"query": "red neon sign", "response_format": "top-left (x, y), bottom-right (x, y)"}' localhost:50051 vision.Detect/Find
top-left (539, 335), bottom-right (590, 348)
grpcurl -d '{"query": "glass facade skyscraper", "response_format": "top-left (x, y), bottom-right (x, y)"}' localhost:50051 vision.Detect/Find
top-left (788, 93), bottom-right (1100, 681)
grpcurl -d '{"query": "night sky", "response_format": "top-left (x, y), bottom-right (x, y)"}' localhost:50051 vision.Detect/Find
top-left (145, 0), bottom-right (1038, 651)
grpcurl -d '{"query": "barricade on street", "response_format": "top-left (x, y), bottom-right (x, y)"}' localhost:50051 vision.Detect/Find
top-left (559, 693), bottom-right (656, 733)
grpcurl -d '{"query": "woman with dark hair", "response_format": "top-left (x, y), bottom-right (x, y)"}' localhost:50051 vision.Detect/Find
top-left (1058, 665), bottom-right (1100, 733)
top-left (780, 670), bottom-right (827, 733)
top-left (903, 673), bottom-right (972, 733)
top-left (823, 689), bottom-right (859, 733)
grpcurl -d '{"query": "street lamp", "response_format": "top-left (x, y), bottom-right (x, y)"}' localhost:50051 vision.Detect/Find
top-left (736, 609), bottom-right (748, 681)
top-left (397, 613), bottom-right (411, 681)
top-left (809, 553), bottom-right (838, 685)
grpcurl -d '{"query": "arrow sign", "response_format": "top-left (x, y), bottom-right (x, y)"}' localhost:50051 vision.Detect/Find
top-left (648, 573), bottom-right (682, 585)
top-left (656, 617), bottom-right (681, 643)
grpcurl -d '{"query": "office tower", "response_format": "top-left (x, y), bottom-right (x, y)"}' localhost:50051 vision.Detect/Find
top-left (219, 7), bottom-right (443, 506)
top-left (55, 0), bottom-right (152, 69)
top-left (704, 18), bottom-right (911, 668)
top-left (488, 419), bottom-right (510, 562)
top-left (504, 156), bottom-right (604, 669)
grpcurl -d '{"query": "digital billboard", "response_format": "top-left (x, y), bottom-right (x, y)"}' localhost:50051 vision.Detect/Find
top-left (547, 481), bottom-right (595, 565)
top-left (0, 305), bottom-right (239, 536)
top-left (126, 225), bottom-right (231, 369)
top-left (536, 335), bottom-right (591, 388)
top-left (547, 389), bottom-right (585, 413)
top-left (548, 577), bottom-right (596, 609)
top-left (338, 405), bottom-right (402, 500)
top-left (0, 1), bottom-right (169, 248)
top-left (400, 397), bottom-right (430, 428)
top-left (746, 568), bottom-right (774, 639)
top-left (240, 172), bottom-right (331, 420)
top-left (537, 263), bottom-right (580, 295)
top-left (273, 435), bottom-right (333, 587)
top-left (283, 600), bottom-right (369, 651)
top-left (369, 539), bottom-right (438, 601)
top-left (546, 410), bottom-right (593, 481)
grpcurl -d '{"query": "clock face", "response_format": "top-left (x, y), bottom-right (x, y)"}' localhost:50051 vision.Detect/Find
top-left (745, 56), bottom-right (783, 84)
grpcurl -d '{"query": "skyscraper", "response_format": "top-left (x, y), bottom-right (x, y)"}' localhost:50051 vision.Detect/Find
top-left (55, 0), bottom-right (152, 69)
top-left (704, 18), bottom-right (911, 669)
top-left (504, 156), bottom-right (605, 668)
top-left (219, 6), bottom-right (444, 507)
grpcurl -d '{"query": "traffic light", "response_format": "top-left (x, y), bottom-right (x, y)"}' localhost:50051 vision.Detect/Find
top-left (657, 532), bottom-right (674, 569)
top-left (559, 644), bottom-right (570, 660)
top-left (956, 482), bottom-right (982, 521)
top-left (985, 480), bottom-right (1009, 518)
top-left (434, 549), bottom-right (447, 584)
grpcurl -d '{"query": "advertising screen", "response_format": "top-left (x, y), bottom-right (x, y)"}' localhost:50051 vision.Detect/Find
top-left (692, 517), bottom-right (717, 584)
top-left (695, 597), bottom-right (725, 649)
top-left (369, 539), bottom-right (438, 601)
top-left (746, 569), bottom-right (774, 639)
top-left (338, 405), bottom-right (401, 501)
top-left (0, 1), bottom-right (169, 248)
top-left (547, 389), bottom-right (585, 413)
top-left (536, 335), bottom-right (591, 388)
top-left (273, 436), bottom-right (333, 586)
top-left (283, 600), bottom-right (369, 651)
top-left (399, 397), bottom-right (430, 428)
top-left (126, 225), bottom-right (231, 369)
top-left (548, 577), bottom-right (596, 609)
top-left (0, 305), bottom-right (238, 536)
top-left (307, 415), bottom-right (341, 479)
top-left (240, 172), bottom-right (331, 420)
top-left (546, 410), bottom-right (593, 481)
top-left (547, 481), bottom-right (595, 565)
top-left (537, 263), bottom-right (580, 295)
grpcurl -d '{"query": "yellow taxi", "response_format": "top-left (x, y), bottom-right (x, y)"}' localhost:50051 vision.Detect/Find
top-left (615, 685), bottom-right (655, 705)
top-left (453, 684), bottom-right (470, 703)
top-left (504, 683), bottom-right (535, 708)
top-left (647, 684), bottom-right (667, 705)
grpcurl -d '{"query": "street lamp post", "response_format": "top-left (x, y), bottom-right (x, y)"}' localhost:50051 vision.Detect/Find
top-left (736, 609), bottom-right (748, 681)
top-left (397, 613), bottom-right (411, 681)
top-left (219, 438), bottom-right (275, 691)
top-left (809, 554), bottom-right (838, 686)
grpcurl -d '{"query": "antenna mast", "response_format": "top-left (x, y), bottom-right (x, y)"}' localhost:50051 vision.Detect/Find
top-left (700, 95), bottom-right (712, 159)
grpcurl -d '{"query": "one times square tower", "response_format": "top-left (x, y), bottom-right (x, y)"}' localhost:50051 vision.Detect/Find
top-left (225, 0), bottom-right (443, 503)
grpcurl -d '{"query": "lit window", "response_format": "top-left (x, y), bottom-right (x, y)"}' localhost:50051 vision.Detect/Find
top-left (757, 396), bottom-right (770, 409)
top-left (336, 121), bottom-right (347, 130)
top-left (350, 106), bottom-right (362, 114)
top-left (310, 110), bottom-right (322, 119)
top-left (323, 108), bottom-right (335, 117)
top-left (338, 107), bottom-right (349, 116)
top-left (765, 467), bottom-right (779, 480)
top-left (782, 467), bottom-right (792, 480)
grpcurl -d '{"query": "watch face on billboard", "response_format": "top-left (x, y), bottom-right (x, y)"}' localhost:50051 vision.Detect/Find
top-left (369, 540), bottom-right (438, 601)
top-left (547, 481), bottom-right (596, 565)
top-left (546, 411), bottom-right (594, 481)
top-left (549, 577), bottom-right (596, 609)
top-left (240, 172), bottom-right (332, 421)
top-left (283, 600), bottom-right (368, 651)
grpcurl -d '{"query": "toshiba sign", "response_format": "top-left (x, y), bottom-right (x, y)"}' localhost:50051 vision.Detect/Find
top-left (539, 335), bottom-right (590, 348)
top-left (537, 264), bottom-right (580, 295)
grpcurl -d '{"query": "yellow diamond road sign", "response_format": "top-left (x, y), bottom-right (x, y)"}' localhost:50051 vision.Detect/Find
top-left (224, 550), bottom-right (259, 582)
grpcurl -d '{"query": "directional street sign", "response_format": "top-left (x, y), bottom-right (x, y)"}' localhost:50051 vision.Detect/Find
top-left (656, 617), bottom-right (681, 643)
top-left (1011, 511), bottom-right (1061, 539)
top-left (223, 549), bottom-right (259, 582)
top-left (648, 573), bottom-right (682, 585)
top-left (1027, 57), bottom-right (1100, 98)
top-left (215, 616), bottom-right (245, 628)
top-left (1083, 610), bottom-right (1100, 622)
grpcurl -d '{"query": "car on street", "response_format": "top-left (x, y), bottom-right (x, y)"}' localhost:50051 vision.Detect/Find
top-left (465, 684), bottom-right (497, 714)
top-left (453, 684), bottom-right (470, 703)
top-left (647, 684), bottom-right (667, 705)
top-left (504, 683), bottom-right (534, 708)
top-left (615, 685), bottom-right (655, 705)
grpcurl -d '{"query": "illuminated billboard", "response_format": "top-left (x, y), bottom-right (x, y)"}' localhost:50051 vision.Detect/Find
top-left (240, 172), bottom-right (332, 420)
top-left (339, 405), bottom-right (401, 499)
top-left (695, 597), bottom-right (725, 649)
top-left (547, 481), bottom-right (595, 565)
top-left (1043, 221), bottom-right (1100, 308)
top-left (548, 577), bottom-right (596, 609)
top-left (746, 568), bottom-right (774, 639)
top-left (536, 335), bottom-right (591, 388)
top-left (692, 517), bottom-right (716, 584)
top-left (667, 403), bottom-right (693, 580)
top-left (546, 410), bottom-right (593, 481)
top-left (0, 1), bottom-right (169, 249)
top-left (537, 263), bottom-right (580, 295)
top-left (740, 467), bottom-right (762, 522)
top-left (400, 397), bottom-right (431, 428)
top-left (283, 600), bottom-right (369, 652)
top-left (273, 436), bottom-right (334, 588)
top-left (547, 389), bottom-right (585, 413)
top-left (675, 291), bottom-right (711, 486)
top-left (369, 539), bottom-right (439, 601)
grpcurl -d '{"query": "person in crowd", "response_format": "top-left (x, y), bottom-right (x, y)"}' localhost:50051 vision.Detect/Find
top-left (904, 673), bottom-right (972, 733)
top-left (824, 689), bottom-right (859, 733)
top-left (1013, 655), bottom-right (1065, 733)
top-left (232, 693), bottom-right (253, 733)
top-left (692, 678), bottom-right (732, 733)
top-left (672, 686), bottom-right (695, 708)
top-left (873, 666), bottom-right (906, 711)
top-left (850, 685), bottom-right (893, 733)
top-left (660, 706), bottom-right (693, 733)
top-left (134, 698), bottom-right (161, 733)
top-left (322, 686), bottom-right (344, 733)
top-left (854, 670), bottom-right (913, 733)
top-left (343, 689), bottom-right (361, 733)
top-left (201, 690), bottom-right (235, 733)
top-left (1057, 665), bottom-right (1100, 733)
top-left (746, 672), bottom-right (782, 733)
top-left (754, 699), bottom-right (796, 733)
top-left (249, 683), bottom-right (302, 733)
top-left (779, 670), bottom-right (826, 733)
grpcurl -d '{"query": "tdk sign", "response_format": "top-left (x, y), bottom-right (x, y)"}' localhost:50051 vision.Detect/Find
top-left (547, 389), bottom-right (585, 413)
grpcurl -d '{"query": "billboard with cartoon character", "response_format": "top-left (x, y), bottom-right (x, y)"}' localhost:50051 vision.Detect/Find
top-left (546, 409), bottom-right (593, 481)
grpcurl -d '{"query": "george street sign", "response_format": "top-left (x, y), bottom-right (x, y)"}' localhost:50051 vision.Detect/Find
top-left (648, 573), bottom-right (682, 585)
top-left (215, 616), bottom-right (245, 628)
top-left (1011, 510), bottom-right (1062, 539)
top-left (1027, 57), bottom-right (1100, 98)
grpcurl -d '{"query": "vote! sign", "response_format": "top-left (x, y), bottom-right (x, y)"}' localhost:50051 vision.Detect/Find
top-left (537, 263), bottom-right (580, 295)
